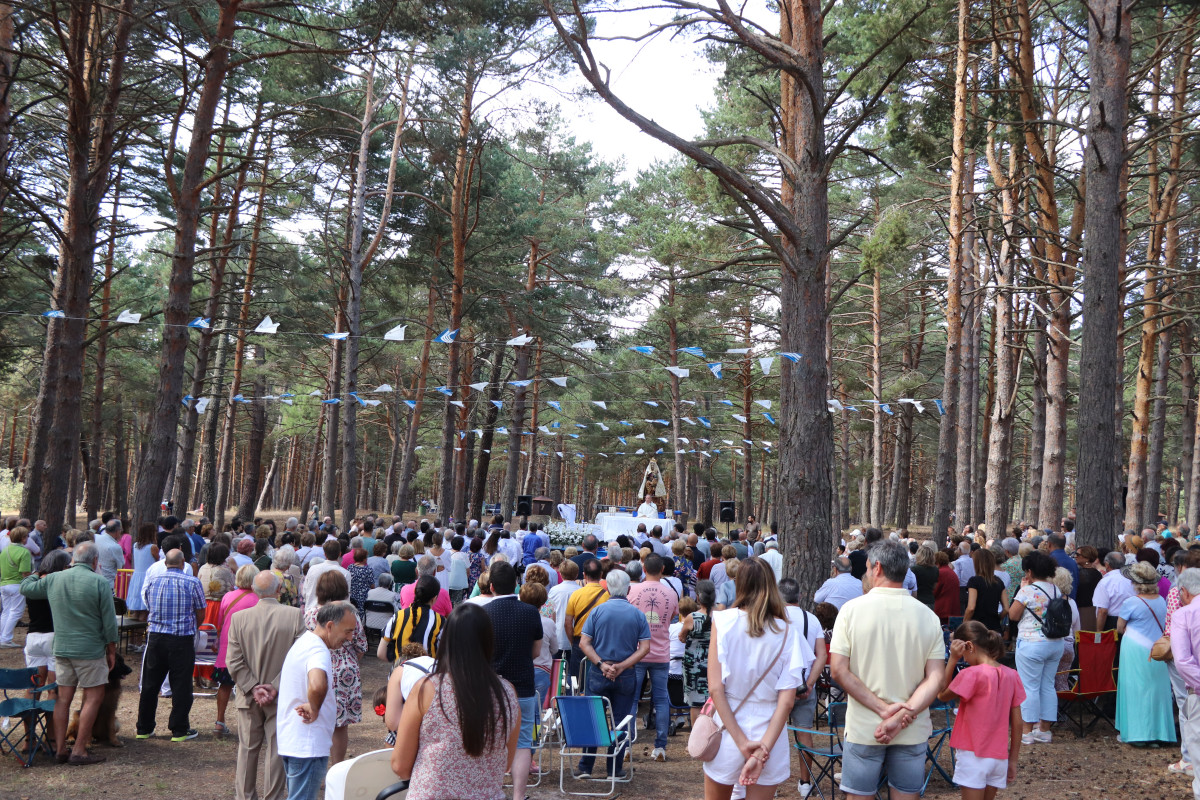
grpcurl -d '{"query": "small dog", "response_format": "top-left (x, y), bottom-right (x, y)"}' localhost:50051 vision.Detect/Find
top-left (66, 653), bottom-right (132, 747)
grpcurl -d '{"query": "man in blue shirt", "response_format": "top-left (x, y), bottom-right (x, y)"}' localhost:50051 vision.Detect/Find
top-left (1048, 533), bottom-right (1079, 599)
top-left (136, 549), bottom-right (205, 742)
top-left (575, 569), bottom-right (650, 780)
top-left (814, 557), bottom-right (865, 610)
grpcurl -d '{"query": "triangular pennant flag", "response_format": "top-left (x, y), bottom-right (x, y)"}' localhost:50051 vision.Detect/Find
top-left (598, 453), bottom-right (608, 458)
top-left (677, 347), bottom-right (706, 358)
top-left (547, 400), bottom-right (561, 411)
top-left (707, 363), bottom-right (723, 379)
top-left (635, 448), bottom-right (645, 455)
top-left (701, 450), bottom-right (711, 457)
top-left (322, 398), bottom-right (341, 404)
top-left (496, 427), bottom-right (509, 435)
top-left (374, 384), bottom-right (394, 393)
top-left (619, 420), bottom-right (632, 426)
top-left (778, 352), bottom-right (802, 363)
top-left (743, 439), bottom-right (754, 445)
top-left (572, 339), bottom-right (597, 352)
top-left (656, 448), bottom-right (664, 454)
top-left (348, 392), bottom-right (364, 406)
top-left (598, 423), bottom-right (609, 431)
top-left (657, 437), bottom-right (669, 443)
top-left (548, 376), bottom-right (568, 387)
top-left (363, 399), bottom-right (382, 406)
top-left (308, 390), bottom-right (322, 396)
top-left (759, 357), bottom-right (773, 375)
top-left (592, 401), bottom-right (607, 410)
top-left (718, 399), bottom-right (734, 407)
top-left (435, 386), bottom-right (453, 396)
top-left (435, 328), bottom-right (459, 344)
top-left (491, 400), bottom-right (503, 410)
top-left (472, 429), bottom-right (483, 435)
top-left (665, 366), bottom-right (690, 378)
top-left (280, 397), bottom-right (293, 406)
top-left (468, 381), bottom-right (488, 391)
top-left (538, 425), bottom-right (550, 434)
top-left (195, 397), bottom-right (210, 414)
top-left (698, 416), bottom-right (712, 428)
top-left (509, 379), bottom-right (534, 388)
top-left (450, 400), bottom-right (465, 408)
top-left (42, 309), bottom-right (65, 318)
top-left (323, 331), bottom-right (349, 340)
top-left (644, 400), bottom-right (659, 407)
top-left (755, 399), bottom-right (772, 409)
top-left (483, 449), bottom-right (490, 454)
top-left (628, 345), bottom-right (655, 355)
top-left (506, 333), bottom-right (534, 346)
top-left (187, 317), bottom-right (210, 329)
top-left (116, 309), bottom-right (141, 324)
top-left (934, 398), bottom-right (945, 416)
top-left (682, 417), bottom-right (695, 425)
top-left (618, 436), bottom-right (627, 445)
top-left (556, 452), bottom-right (564, 458)
top-left (678, 437), bottom-right (690, 444)
top-left (231, 394), bottom-right (250, 404)
top-left (828, 398), bottom-right (845, 412)
top-left (881, 403), bottom-right (893, 415)
top-left (732, 414), bottom-right (748, 423)
top-left (383, 324), bottom-right (406, 341)
top-left (899, 398), bottom-right (925, 414)
top-left (635, 433), bottom-right (646, 440)
top-left (181, 394), bottom-right (193, 408)
top-left (845, 405), bottom-right (858, 412)
top-left (723, 439), bottom-right (734, 445)
top-left (681, 399), bottom-right (696, 405)
top-left (254, 316), bottom-right (279, 334)
top-left (764, 412), bottom-right (777, 424)
top-left (404, 400), bottom-right (417, 409)
top-left (652, 419), bottom-right (670, 426)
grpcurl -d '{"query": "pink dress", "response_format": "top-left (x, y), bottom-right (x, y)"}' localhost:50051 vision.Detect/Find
top-left (120, 534), bottom-right (133, 570)
top-left (407, 675), bottom-right (517, 800)
top-left (215, 588), bottom-right (258, 669)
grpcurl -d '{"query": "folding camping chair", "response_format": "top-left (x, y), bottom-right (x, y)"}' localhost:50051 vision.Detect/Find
top-left (0, 667), bottom-right (56, 767)
top-left (192, 623), bottom-right (220, 697)
top-left (789, 701), bottom-right (847, 800)
top-left (1056, 629), bottom-right (1118, 736)
top-left (554, 695), bottom-right (634, 798)
top-left (923, 699), bottom-right (957, 794)
top-left (362, 601), bottom-right (395, 653)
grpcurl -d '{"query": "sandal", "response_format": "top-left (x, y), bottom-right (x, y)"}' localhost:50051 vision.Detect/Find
top-left (214, 721), bottom-right (229, 735)
top-left (1169, 760), bottom-right (1192, 774)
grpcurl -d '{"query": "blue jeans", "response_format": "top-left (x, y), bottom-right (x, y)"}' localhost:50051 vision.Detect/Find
top-left (1015, 638), bottom-right (1062, 724)
top-left (534, 668), bottom-right (552, 717)
top-left (634, 660), bottom-right (670, 749)
top-left (282, 755), bottom-right (328, 800)
top-left (577, 667), bottom-right (636, 775)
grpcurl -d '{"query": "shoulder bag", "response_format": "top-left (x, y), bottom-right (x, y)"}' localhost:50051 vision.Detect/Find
top-left (1139, 596), bottom-right (1171, 662)
top-left (687, 622), bottom-right (788, 762)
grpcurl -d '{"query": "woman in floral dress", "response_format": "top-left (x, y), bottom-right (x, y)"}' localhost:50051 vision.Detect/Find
top-left (679, 578), bottom-right (715, 723)
top-left (467, 537), bottom-right (488, 590)
top-left (303, 570), bottom-right (367, 765)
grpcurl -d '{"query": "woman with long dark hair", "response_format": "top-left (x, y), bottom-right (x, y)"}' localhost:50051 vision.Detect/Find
top-left (679, 578), bottom-right (716, 722)
top-left (964, 548), bottom-right (1009, 632)
top-left (391, 603), bottom-right (519, 800)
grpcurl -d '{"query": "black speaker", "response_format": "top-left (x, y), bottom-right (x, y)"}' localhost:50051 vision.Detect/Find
top-left (516, 495), bottom-right (533, 516)
top-left (719, 501), bottom-right (736, 523)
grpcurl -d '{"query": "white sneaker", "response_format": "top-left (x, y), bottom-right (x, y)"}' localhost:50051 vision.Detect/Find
top-left (1021, 733), bottom-right (1037, 745)
top-left (650, 747), bottom-right (667, 762)
top-left (1032, 730), bottom-right (1052, 743)
top-left (798, 782), bottom-right (813, 797)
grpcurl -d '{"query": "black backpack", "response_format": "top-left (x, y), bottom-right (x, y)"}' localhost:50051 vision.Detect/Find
top-left (1029, 584), bottom-right (1072, 639)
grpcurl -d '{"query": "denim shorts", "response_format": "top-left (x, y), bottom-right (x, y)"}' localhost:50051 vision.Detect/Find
top-left (517, 694), bottom-right (540, 749)
top-left (840, 741), bottom-right (927, 796)
top-left (789, 688), bottom-right (818, 729)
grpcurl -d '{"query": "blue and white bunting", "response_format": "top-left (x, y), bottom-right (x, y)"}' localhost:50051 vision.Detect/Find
top-left (779, 352), bottom-right (802, 363)
top-left (435, 328), bottom-right (459, 344)
top-left (628, 346), bottom-right (655, 355)
top-left (188, 317), bottom-right (210, 329)
top-left (677, 347), bottom-right (706, 358)
top-left (323, 331), bottom-right (349, 341)
top-left (708, 363), bottom-right (723, 379)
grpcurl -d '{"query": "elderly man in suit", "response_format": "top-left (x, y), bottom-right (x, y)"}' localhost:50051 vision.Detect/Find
top-left (226, 570), bottom-right (306, 800)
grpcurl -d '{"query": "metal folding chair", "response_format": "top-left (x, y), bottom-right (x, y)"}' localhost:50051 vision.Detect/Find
top-left (362, 601), bottom-right (395, 653)
top-left (922, 699), bottom-right (957, 794)
top-left (0, 667), bottom-right (56, 767)
top-left (788, 701), bottom-right (847, 800)
top-left (554, 695), bottom-right (634, 798)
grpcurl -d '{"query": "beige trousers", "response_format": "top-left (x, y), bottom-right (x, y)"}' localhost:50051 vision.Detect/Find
top-left (236, 702), bottom-right (284, 800)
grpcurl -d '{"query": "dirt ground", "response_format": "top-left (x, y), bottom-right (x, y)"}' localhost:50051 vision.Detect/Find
top-left (0, 629), bottom-right (1189, 800)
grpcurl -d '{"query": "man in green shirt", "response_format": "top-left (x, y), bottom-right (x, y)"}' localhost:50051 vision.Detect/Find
top-left (0, 525), bottom-right (33, 646)
top-left (20, 541), bottom-right (117, 765)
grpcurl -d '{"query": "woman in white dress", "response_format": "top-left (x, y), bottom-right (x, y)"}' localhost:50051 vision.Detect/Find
top-left (706, 558), bottom-right (813, 799)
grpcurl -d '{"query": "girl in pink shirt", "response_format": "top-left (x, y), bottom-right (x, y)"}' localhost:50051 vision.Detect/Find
top-left (938, 621), bottom-right (1025, 799)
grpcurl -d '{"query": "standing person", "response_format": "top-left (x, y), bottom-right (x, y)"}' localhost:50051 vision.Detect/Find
top-left (778, 577), bottom-right (829, 798)
top-left (829, 540), bottom-right (945, 800)
top-left (1115, 561), bottom-right (1175, 746)
top-left (22, 549), bottom-right (70, 696)
top-left (546, 560), bottom-right (581, 658)
top-left (1006, 550), bottom-right (1065, 744)
top-left (277, 601), bottom-right (359, 800)
top-left (125, 523), bottom-right (160, 622)
top-left (679, 579), bottom-right (715, 723)
top-left (302, 570), bottom-right (367, 765)
top-left (565, 558), bottom-right (609, 679)
top-left (378, 576), bottom-right (445, 662)
top-left (226, 570), bottom-right (307, 800)
top-left (301, 540), bottom-right (348, 611)
top-left (136, 549), bottom-right (207, 742)
top-left (94, 520), bottom-right (126, 589)
top-left (1094, 550), bottom-right (1136, 630)
top-left (213, 565), bottom-right (261, 735)
top-left (520, 581), bottom-right (557, 712)
top-left (964, 549), bottom-right (1009, 633)
top-left (1072, 546), bottom-right (1103, 611)
top-left (390, 604), bottom-right (520, 800)
top-left (628, 553), bottom-right (679, 762)
top-left (19, 542), bottom-right (118, 764)
top-left (704, 558), bottom-right (811, 798)
top-left (575, 569), bottom-right (651, 780)
top-left (1166, 568), bottom-right (1200, 797)
top-left (1164, 550), bottom-right (1200, 776)
top-left (0, 526), bottom-right (33, 647)
top-left (936, 622), bottom-right (1025, 799)
top-left (482, 561), bottom-right (543, 800)
top-left (346, 548), bottom-right (374, 613)
top-left (911, 544), bottom-right (939, 612)
top-left (934, 551), bottom-right (962, 623)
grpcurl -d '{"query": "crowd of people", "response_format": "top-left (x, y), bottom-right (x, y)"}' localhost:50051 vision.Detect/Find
top-left (2, 509), bottom-right (1200, 799)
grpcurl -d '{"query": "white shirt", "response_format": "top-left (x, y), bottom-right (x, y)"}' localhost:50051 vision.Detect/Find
top-left (398, 656), bottom-right (436, 699)
top-left (668, 621), bottom-right (685, 676)
top-left (1093, 569), bottom-right (1136, 614)
top-left (636, 502), bottom-right (659, 518)
top-left (648, 538), bottom-right (670, 559)
top-left (94, 532), bottom-right (125, 586)
top-left (785, 605), bottom-right (823, 680)
top-left (814, 572), bottom-right (864, 610)
top-left (762, 548), bottom-right (784, 583)
top-left (302, 561), bottom-right (350, 611)
top-left (277, 631), bottom-right (336, 758)
top-left (465, 594), bottom-right (495, 606)
top-left (140, 559), bottom-right (194, 604)
top-left (547, 581), bottom-right (580, 651)
top-left (952, 554), bottom-right (975, 586)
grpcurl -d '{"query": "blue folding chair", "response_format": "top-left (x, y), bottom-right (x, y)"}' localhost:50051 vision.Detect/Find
top-left (788, 701), bottom-right (847, 800)
top-left (0, 667), bottom-right (56, 767)
top-left (554, 695), bottom-right (634, 797)
top-left (923, 699), bottom-right (957, 794)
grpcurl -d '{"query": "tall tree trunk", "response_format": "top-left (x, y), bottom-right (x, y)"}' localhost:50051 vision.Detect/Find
top-left (113, 405), bottom-right (127, 517)
top-left (257, 435), bottom-right (282, 511)
top-left (200, 297), bottom-right (232, 518)
top-left (132, 0), bottom-right (243, 531)
top-left (1179, 325), bottom-right (1195, 526)
top-left (932, 0), bottom-right (970, 545)
top-left (238, 376), bottom-right (267, 520)
top-left (1145, 326), bottom-right (1172, 524)
top-left (87, 168), bottom-right (122, 522)
top-left (23, 0), bottom-right (134, 533)
top-left (470, 345), bottom-right (506, 520)
top-left (870, 265), bottom-right (884, 527)
top-left (1026, 318), bottom-right (1047, 525)
top-left (955, 212), bottom-right (976, 529)
top-left (1075, 0), bottom-right (1131, 550)
top-left (394, 279), bottom-right (438, 514)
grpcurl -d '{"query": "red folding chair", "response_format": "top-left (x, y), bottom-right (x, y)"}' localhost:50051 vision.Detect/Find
top-left (1056, 629), bottom-right (1117, 736)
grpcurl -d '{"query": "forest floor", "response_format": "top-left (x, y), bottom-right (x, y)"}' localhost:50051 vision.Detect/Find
top-left (0, 636), bottom-right (1187, 800)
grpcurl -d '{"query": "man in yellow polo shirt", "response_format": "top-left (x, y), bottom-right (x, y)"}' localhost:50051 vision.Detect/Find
top-left (564, 559), bottom-right (608, 681)
top-left (830, 539), bottom-right (944, 800)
